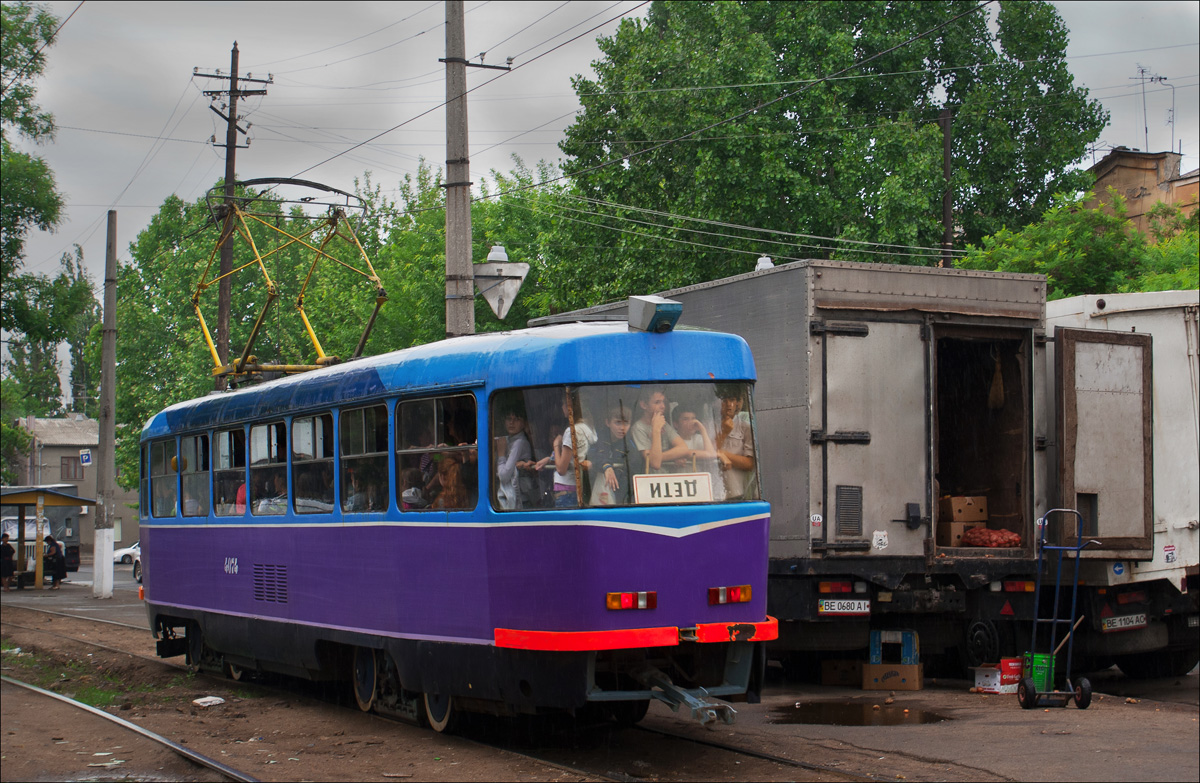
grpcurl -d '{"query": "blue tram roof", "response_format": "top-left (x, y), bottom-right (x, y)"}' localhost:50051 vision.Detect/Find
top-left (142, 323), bottom-right (756, 440)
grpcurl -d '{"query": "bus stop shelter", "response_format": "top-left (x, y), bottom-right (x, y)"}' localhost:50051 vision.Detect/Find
top-left (1, 485), bottom-right (95, 589)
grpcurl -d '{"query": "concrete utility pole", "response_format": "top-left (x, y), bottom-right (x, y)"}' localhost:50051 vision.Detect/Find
top-left (94, 210), bottom-right (118, 599)
top-left (195, 44), bottom-right (271, 386)
top-left (444, 1), bottom-right (474, 338)
top-left (939, 108), bottom-right (954, 269)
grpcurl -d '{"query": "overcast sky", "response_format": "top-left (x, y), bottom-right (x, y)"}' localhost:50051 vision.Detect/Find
top-left (11, 0), bottom-right (1200, 290)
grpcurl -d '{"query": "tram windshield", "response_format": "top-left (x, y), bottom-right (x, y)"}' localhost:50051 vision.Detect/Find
top-left (491, 382), bottom-right (758, 510)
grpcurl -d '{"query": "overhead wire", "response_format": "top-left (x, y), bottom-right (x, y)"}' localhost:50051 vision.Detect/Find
top-left (506, 194), bottom-right (948, 263)
top-left (475, 1), bottom-right (573, 62)
top-left (242, 1), bottom-right (441, 70)
top-left (509, 193), bottom-right (959, 262)
top-left (0, 0), bottom-right (84, 96)
top-left (571, 41), bottom-right (1200, 98)
top-left (24, 77), bottom-right (204, 273)
top-left (283, 1), bottom-right (651, 181)
top-left (558, 192), bottom-right (968, 255)
top-left (262, 1), bottom-right (494, 78)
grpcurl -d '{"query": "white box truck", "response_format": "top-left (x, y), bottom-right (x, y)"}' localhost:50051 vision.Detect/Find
top-left (1043, 290), bottom-right (1198, 676)
top-left (538, 262), bottom-right (1198, 677)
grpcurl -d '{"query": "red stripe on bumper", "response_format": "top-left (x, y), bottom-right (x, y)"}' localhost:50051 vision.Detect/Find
top-left (494, 616), bottom-right (778, 651)
top-left (495, 626), bottom-right (678, 651)
top-left (695, 616), bottom-right (778, 643)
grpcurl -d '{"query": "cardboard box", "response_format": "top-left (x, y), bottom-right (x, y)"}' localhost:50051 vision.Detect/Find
top-left (972, 657), bottom-right (1022, 694)
top-left (862, 662), bottom-right (923, 691)
top-left (869, 629), bottom-right (919, 665)
top-left (820, 659), bottom-right (863, 687)
top-left (940, 495), bottom-right (988, 522)
top-left (937, 521), bottom-right (984, 547)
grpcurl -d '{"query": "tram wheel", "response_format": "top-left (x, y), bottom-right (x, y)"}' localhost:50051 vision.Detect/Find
top-left (352, 647), bottom-right (377, 712)
top-left (423, 691), bottom-right (458, 733)
top-left (608, 699), bottom-right (651, 727)
top-left (223, 660), bottom-right (245, 682)
top-left (186, 626), bottom-right (204, 673)
top-left (1017, 677), bottom-right (1038, 710)
top-left (1073, 677), bottom-right (1092, 710)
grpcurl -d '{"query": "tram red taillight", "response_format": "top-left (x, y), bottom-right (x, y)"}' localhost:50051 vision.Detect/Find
top-left (818, 580), bottom-right (852, 593)
top-left (606, 591), bottom-right (657, 610)
top-left (708, 585), bottom-right (752, 605)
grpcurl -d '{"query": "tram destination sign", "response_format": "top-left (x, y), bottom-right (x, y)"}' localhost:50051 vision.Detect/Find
top-left (633, 473), bottom-right (714, 504)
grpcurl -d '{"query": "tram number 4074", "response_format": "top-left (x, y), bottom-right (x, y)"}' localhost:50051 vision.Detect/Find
top-left (224, 557), bottom-right (239, 575)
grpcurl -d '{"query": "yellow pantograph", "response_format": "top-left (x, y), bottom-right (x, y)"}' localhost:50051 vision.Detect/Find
top-left (193, 178), bottom-right (387, 383)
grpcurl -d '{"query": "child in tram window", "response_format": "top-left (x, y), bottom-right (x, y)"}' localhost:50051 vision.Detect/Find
top-left (552, 395), bottom-right (597, 508)
top-left (589, 402), bottom-right (634, 506)
top-left (401, 468), bottom-right (427, 510)
top-left (670, 400), bottom-right (719, 473)
top-left (495, 407), bottom-right (532, 510)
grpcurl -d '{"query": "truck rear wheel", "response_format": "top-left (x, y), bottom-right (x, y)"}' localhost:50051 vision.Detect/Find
top-left (1115, 647), bottom-right (1200, 679)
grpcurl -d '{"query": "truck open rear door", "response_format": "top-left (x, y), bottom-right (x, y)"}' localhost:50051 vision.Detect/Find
top-left (1054, 326), bottom-right (1153, 557)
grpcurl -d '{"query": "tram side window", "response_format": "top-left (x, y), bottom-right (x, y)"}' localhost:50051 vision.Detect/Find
top-left (180, 434), bottom-right (210, 517)
top-left (214, 429), bottom-right (247, 516)
top-left (150, 439), bottom-right (178, 518)
top-left (250, 422), bottom-right (288, 516)
top-left (140, 444), bottom-right (149, 517)
top-left (341, 405), bottom-right (388, 513)
top-left (293, 413), bottom-right (334, 514)
top-left (396, 395), bottom-right (477, 511)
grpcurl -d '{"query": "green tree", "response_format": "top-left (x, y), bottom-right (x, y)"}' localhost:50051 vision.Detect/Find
top-left (957, 190), bottom-right (1142, 298)
top-left (0, 0), bottom-right (56, 139)
top-left (4, 334), bottom-right (62, 416)
top-left (1, 1), bottom-right (69, 339)
top-left (551, 0), bottom-right (1106, 310)
top-left (1121, 203), bottom-right (1199, 293)
top-left (61, 245), bottom-right (101, 415)
top-left (0, 381), bottom-right (33, 483)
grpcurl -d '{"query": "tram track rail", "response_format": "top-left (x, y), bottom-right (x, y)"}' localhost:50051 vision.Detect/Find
top-left (2, 604), bottom-right (869, 782)
top-left (633, 723), bottom-right (881, 782)
top-left (1, 675), bottom-right (259, 782)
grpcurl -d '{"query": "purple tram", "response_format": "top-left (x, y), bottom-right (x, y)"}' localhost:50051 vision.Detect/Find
top-left (140, 313), bottom-right (775, 730)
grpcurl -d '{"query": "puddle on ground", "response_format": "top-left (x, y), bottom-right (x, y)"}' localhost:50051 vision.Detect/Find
top-left (770, 700), bottom-right (950, 726)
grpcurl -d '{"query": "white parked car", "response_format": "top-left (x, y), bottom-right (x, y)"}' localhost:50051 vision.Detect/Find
top-left (134, 550), bottom-right (142, 584)
top-left (113, 541), bottom-right (140, 564)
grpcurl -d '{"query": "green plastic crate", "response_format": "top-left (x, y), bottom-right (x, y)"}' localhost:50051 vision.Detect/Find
top-left (1022, 652), bottom-right (1055, 692)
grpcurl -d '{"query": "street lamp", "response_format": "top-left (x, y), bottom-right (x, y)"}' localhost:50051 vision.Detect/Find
top-left (473, 245), bottom-right (529, 321)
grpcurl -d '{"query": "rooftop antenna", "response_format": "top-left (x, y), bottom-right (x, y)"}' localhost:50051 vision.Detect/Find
top-left (1150, 75), bottom-right (1175, 153)
top-left (1131, 64), bottom-right (1153, 151)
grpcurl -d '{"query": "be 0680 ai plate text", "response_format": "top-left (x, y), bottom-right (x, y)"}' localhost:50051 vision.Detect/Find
top-left (817, 598), bottom-right (870, 616)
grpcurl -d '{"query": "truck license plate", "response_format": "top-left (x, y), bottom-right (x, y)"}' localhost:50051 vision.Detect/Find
top-left (817, 598), bottom-right (870, 616)
top-left (1100, 613), bottom-right (1147, 632)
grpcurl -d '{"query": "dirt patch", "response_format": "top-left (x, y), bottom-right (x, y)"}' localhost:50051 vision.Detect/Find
top-left (1, 606), bottom-right (593, 782)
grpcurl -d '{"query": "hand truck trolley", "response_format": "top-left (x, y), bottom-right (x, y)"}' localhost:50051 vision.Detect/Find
top-left (1017, 508), bottom-right (1099, 710)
